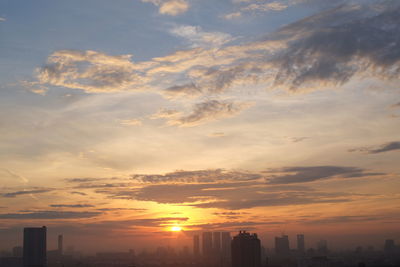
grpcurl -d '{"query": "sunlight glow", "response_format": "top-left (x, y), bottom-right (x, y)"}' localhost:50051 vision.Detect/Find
top-left (171, 226), bottom-right (182, 232)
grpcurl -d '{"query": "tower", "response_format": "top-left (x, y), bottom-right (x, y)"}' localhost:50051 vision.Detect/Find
top-left (23, 226), bottom-right (47, 267)
top-left (297, 234), bottom-right (305, 253)
top-left (202, 232), bottom-right (213, 256)
top-left (58, 234), bottom-right (63, 255)
top-left (275, 235), bottom-right (290, 256)
top-left (231, 231), bottom-right (261, 267)
top-left (213, 232), bottom-right (221, 253)
top-left (193, 235), bottom-right (200, 256)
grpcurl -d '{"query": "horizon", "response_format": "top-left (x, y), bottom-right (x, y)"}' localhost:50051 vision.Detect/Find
top-left (0, 0), bottom-right (399, 256)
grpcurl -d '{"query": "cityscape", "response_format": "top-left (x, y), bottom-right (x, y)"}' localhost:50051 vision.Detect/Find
top-left (1, 0), bottom-right (400, 267)
top-left (0, 226), bottom-right (399, 267)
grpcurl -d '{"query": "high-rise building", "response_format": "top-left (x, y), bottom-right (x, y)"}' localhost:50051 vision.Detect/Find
top-left (231, 231), bottom-right (261, 267)
top-left (297, 234), bottom-right (305, 253)
top-left (23, 226), bottom-right (47, 267)
top-left (213, 232), bottom-right (221, 253)
top-left (275, 235), bottom-right (290, 256)
top-left (193, 235), bottom-right (200, 255)
top-left (58, 235), bottom-right (63, 255)
top-left (384, 239), bottom-right (395, 253)
top-left (221, 232), bottom-right (231, 257)
top-left (202, 232), bottom-right (213, 256)
top-left (317, 240), bottom-right (328, 254)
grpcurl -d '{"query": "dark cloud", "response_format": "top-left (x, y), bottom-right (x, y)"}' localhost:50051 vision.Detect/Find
top-left (1, 188), bottom-right (54, 198)
top-left (0, 211), bottom-right (101, 219)
top-left (367, 141), bottom-right (400, 154)
top-left (349, 141), bottom-right (400, 154)
top-left (70, 191), bottom-right (87, 196)
top-left (131, 169), bottom-right (262, 183)
top-left (266, 166), bottom-right (383, 184)
top-left (272, 2), bottom-right (400, 89)
top-left (50, 204), bottom-right (95, 208)
top-left (167, 100), bottom-right (252, 127)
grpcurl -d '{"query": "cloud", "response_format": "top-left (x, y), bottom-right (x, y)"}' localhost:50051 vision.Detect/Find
top-left (266, 166), bottom-right (383, 184)
top-left (165, 100), bottom-right (253, 127)
top-left (1, 188), bottom-right (54, 198)
top-left (49, 204), bottom-right (95, 208)
top-left (391, 102), bottom-right (400, 108)
top-left (350, 141), bottom-right (400, 154)
top-left (169, 25), bottom-right (233, 48)
top-left (0, 211), bottom-right (101, 219)
top-left (142, 0), bottom-right (189, 16)
top-left (0, 168), bottom-right (28, 184)
top-left (131, 169), bottom-right (262, 183)
top-left (70, 191), bottom-right (87, 196)
top-left (37, 50), bottom-right (142, 93)
top-left (0, 17), bottom-right (5, 22)
top-left (119, 119), bottom-right (142, 126)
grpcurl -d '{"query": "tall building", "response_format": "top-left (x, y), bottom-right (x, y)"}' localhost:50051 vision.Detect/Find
top-left (23, 226), bottom-right (47, 267)
top-left (317, 240), bottom-right (328, 254)
top-left (275, 235), bottom-right (290, 256)
top-left (384, 239), bottom-right (395, 253)
top-left (193, 235), bottom-right (200, 255)
top-left (231, 231), bottom-right (261, 267)
top-left (221, 232), bottom-right (231, 257)
top-left (58, 235), bottom-right (63, 255)
top-left (297, 234), bottom-right (305, 253)
top-left (213, 232), bottom-right (221, 253)
top-left (202, 232), bottom-right (213, 256)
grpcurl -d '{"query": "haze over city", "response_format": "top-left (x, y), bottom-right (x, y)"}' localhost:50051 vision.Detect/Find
top-left (0, 0), bottom-right (399, 261)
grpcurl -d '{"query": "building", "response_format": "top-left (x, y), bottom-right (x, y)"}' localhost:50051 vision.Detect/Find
top-left (275, 235), bottom-right (290, 256)
top-left (202, 232), bottom-right (213, 256)
top-left (23, 226), bottom-right (47, 267)
top-left (317, 240), bottom-right (328, 254)
top-left (384, 239), bottom-right (396, 254)
top-left (297, 234), bottom-right (305, 254)
top-left (213, 232), bottom-right (221, 253)
top-left (231, 231), bottom-right (261, 267)
top-left (221, 232), bottom-right (231, 257)
top-left (58, 235), bottom-right (63, 255)
top-left (193, 235), bottom-right (200, 255)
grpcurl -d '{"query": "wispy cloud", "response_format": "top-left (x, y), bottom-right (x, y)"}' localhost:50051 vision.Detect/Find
top-left (0, 17), bottom-right (5, 22)
top-left (265, 166), bottom-right (383, 184)
top-left (349, 141), bottom-right (400, 154)
top-left (163, 100), bottom-right (253, 127)
top-left (169, 25), bottom-right (233, 48)
top-left (1, 188), bottom-right (55, 198)
top-left (141, 0), bottom-right (189, 16)
top-left (0, 211), bottom-right (101, 219)
top-left (49, 204), bottom-right (95, 208)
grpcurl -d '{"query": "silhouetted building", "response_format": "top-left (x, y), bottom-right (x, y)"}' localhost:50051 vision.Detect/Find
top-left (317, 240), bottom-right (328, 254)
top-left (23, 226), bottom-right (47, 267)
top-left (12, 246), bottom-right (23, 258)
top-left (297, 234), bottom-right (305, 254)
top-left (231, 231), bottom-right (261, 267)
top-left (202, 232), bottom-right (213, 256)
top-left (384, 239), bottom-right (395, 253)
top-left (213, 232), bottom-right (221, 253)
top-left (221, 232), bottom-right (231, 257)
top-left (193, 235), bottom-right (200, 255)
top-left (58, 235), bottom-right (63, 255)
top-left (275, 235), bottom-right (290, 256)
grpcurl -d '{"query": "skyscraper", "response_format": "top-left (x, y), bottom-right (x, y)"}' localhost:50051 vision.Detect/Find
top-left (221, 232), bottom-right (231, 257)
top-left (23, 226), bottom-right (47, 267)
top-left (297, 234), bottom-right (305, 253)
top-left (275, 235), bottom-right (290, 256)
top-left (202, 232), bottom-right (213, 256)
top-left (213, 232), bottom-right (221, 253)
top-left (231, 231), bottom-right (261, 267)
top-left (58, 235), bottom-right (63, 255)
top-left (193, 235), bottom-right (200, 256)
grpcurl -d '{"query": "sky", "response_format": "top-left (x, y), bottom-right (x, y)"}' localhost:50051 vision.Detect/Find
top-left (0, 0), bottom-right (399, 253)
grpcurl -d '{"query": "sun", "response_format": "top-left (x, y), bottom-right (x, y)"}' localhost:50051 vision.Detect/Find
top-left (171, 226), bottom-right (182, 232)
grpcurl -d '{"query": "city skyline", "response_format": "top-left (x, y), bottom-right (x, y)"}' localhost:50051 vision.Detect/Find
top-left (0, 0), bottom-right (400, 253)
